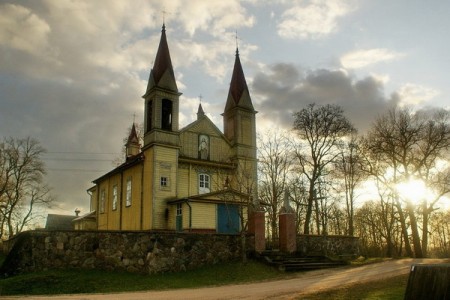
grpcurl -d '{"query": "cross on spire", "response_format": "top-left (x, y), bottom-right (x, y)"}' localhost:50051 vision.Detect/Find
top-left (235, 30), bottom-right (241, 49)
top-left (162, 8), bottom-right (171, 25)
top-left (199, 94), bottom-right (203, 103)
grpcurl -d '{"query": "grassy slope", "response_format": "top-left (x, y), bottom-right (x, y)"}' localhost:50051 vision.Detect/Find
top-left (0, 261), bottom-right (286, 296)
top-left (0, 256), bottom-right (409, 299)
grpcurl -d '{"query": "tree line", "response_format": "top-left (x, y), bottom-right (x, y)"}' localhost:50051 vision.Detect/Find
top-left (258, 104), bottom-right (450, 258)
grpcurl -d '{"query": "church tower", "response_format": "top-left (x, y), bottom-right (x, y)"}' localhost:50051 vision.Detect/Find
top-left (143, 24), bottom-right (181, 148)
top-left (222, 48), bottom-right (258, 200)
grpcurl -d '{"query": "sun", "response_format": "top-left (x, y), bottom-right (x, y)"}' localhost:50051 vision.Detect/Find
top-left (396, 178), bottom-right (432, 205)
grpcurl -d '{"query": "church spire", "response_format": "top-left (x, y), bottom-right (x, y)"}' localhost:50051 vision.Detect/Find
top-left (125, 123), bottom-right (140, 159)
top-left (224, 47), bottom-right (254, 113)
top-left (197, 103), bottom-right (205, 120)
top-left (145, 23), bottom-right (178, 94)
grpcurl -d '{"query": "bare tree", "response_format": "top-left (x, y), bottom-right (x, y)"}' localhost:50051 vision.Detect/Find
top-left (257, 130), bottom-right (294, 243)
top-left (363, 107), bottom-right (450, 257)
top-left (332, 135), bottom-right (366, 236)
top-left (0, 137), bottom-right (54, 239)
top-left (292, 103), bottom-right (356, 234)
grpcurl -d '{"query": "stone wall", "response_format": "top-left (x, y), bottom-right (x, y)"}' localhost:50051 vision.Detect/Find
top-left (297, 234), bottom-right (359, 258)
top-left (1, 230), bottom-right (248, 276)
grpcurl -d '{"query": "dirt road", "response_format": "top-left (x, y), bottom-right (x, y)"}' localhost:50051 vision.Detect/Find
top-left (4, 258), bottom-right (446, 300)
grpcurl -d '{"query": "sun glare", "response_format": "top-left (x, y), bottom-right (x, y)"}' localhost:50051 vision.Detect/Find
top-left (396, 179), bottom-right (433, 205)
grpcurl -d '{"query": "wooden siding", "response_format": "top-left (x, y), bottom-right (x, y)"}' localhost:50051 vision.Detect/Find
top-left (191, 202), bottom-right (216, 230)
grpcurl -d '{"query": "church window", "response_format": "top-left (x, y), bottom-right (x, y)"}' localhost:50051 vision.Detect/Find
top-left (199, 173), bottom-right (210, 194)
top-left (112, 185), bottom-right (118, 210)
top-left (100, 189), bottom-right (106, 213)
top-left (161, 99), bottom-right (172, 130)
top-left (147, 101), bottom-right (153, 132)
top-left (160, 176), bottom-right (168, 187)
top-left (198, 134), bottom-right (210, 160)
top-left (126, 177), bottom-right (132, 207)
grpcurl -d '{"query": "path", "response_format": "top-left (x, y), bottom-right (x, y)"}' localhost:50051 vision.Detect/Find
top-left (3, 258), bottom-right (446, 300)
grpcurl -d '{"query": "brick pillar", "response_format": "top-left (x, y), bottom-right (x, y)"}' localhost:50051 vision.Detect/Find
top-left (279, 209), bottom-right (296, 253)
top-left (248, 209), bottom-right (265, 253)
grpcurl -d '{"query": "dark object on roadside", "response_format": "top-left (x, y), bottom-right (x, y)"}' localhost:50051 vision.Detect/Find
top-left (404, 264), bottom-right (450, 300)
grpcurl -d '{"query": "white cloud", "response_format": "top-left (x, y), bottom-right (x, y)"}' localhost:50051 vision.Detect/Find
top-left (0, 4), bottom-right (55, 58)
top-left (167, 0), bottom-right (255, 37)
top-left (341, 48), bottom-right (404, 69)
top-left (397, 83), bottom-right (440, 107)
top-left (277, 0), bottom-right (356, 39)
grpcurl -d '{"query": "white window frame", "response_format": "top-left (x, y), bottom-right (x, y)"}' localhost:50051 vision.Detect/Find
top-left (126, 177), bottom-right (132, 207)
top-left (100, 189), bottom-right (106, 213)
top-left (112, 185), bottom-right (118, 211)
top-left (199, 173), bottom-right (210, 194)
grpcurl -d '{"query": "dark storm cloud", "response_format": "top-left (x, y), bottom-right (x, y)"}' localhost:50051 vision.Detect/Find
top-left (252, 63), bottom-right (397, 132)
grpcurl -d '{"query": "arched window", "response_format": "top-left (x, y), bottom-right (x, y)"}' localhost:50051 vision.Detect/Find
top-left (199, 173), bottom-right (210, 194)
top-left (161, 99), bottom-right (172, 130)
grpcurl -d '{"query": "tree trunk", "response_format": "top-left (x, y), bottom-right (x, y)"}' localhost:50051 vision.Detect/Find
top-left (407, 202), bottom-right (423, 258)
top-left (303, 189), bottom-right (314, 234)
top-left (396, 199), bottom-right (413, 257)
top-left (421, 205), bottom-right (429, 257)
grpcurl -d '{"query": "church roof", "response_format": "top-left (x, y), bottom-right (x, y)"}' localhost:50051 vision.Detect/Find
top-left (93, 153), bottom-right (144, 184)
top-left (45, 214), bottom-right (76, 230)
top-left (224, 48), bottom-right (255, 113)
top-left (145, 24), bottom-right (178, 93)
top-left (166, 189), bottom-right (250, 205)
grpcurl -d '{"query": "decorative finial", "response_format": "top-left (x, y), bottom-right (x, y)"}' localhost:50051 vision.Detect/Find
top-left (162, 8), bottom-right (170, 29)
top-left (199, 94), bottom-right (203, 103)
top-left (235, 30), bottom-right (242, 56)
top-left (132, 113), bottom-right (136, 124)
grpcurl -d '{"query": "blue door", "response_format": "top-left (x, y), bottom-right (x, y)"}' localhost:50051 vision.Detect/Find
top-left (217, 204), bottom-right (240, 234)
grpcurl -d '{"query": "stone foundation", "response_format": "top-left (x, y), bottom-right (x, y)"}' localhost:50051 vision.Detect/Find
top-left (1, 230), bottom-right (250, 276)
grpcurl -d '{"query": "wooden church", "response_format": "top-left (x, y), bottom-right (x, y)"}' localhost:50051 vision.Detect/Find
top-left (81, 24), bottom-right (258, 234)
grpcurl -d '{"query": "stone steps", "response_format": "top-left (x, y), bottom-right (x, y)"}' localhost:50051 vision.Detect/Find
top-left (258, 251), bottom-right (348, 272)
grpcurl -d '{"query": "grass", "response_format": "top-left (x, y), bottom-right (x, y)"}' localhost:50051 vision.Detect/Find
top-left (0, 260), bottom-right (286, 296)
top-left (297, 273), bottom-right (408, 300)
top-left (0, 256), bottom-right (410, 298)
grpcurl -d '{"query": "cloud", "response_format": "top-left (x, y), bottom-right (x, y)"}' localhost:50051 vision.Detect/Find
top-left (397, 83), bottom-right (440, 107)
top-left (341, 48), bottom-right (404, 69)
top-left (277, 0), bottom-right (356, 39)
top-left (252, 63), bottom-right (397, 132)
top-left (0, 4), bottom-right (53, 57)
top-left (165, 0), bottom-right (255, 37)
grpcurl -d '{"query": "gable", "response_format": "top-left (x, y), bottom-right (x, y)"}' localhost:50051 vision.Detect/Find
top-left (179, 116), bottom-right (232, 161)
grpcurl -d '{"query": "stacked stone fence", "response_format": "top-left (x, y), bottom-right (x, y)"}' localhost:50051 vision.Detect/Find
top-left (296, 234), bottom-right (359, 258)
top-left (1, 230), bottom-right (251, 276)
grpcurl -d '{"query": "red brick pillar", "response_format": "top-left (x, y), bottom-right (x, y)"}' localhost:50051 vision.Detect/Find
top-left (248, 209), bottom-right (265, 253)
top-left (279, 209), bottom-right (296, 253)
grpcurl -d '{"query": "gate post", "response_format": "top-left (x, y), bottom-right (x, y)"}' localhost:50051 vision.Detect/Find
top-left (248, 207), bottom-right (265, 253)
top-left (279, 189), bottom-right (296, 253)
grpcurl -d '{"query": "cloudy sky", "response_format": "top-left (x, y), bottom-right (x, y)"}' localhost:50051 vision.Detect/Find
top-left (1, 0), bottom-right (449, 217)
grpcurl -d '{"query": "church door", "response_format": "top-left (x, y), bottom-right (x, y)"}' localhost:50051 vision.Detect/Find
top-left (217, 204), bottom-right (240, 234)
top-left (176, 203), bottom-right (182, 232)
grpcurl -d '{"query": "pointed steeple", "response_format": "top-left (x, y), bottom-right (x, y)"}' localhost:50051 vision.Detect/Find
top-left (224, 48), bottom-right (254, 113)
top-left (125, 123), bottom-right (140, 159)
top-left (145, 24), bottom-right (178, 94)
top-left (197, 103), bottom-right (205, 120)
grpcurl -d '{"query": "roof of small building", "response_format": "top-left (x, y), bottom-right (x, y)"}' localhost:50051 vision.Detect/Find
top-left (45, 214), bottom-right (76, 230)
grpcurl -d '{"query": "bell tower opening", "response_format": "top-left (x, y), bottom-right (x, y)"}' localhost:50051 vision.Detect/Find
top-left (161, 99), bottom-right (172, 131)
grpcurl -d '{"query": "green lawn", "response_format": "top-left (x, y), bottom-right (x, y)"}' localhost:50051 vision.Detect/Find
top-left (0, 260), bottom-right (286, 296)
top-left (0, 256), bottom-right (409, 299)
